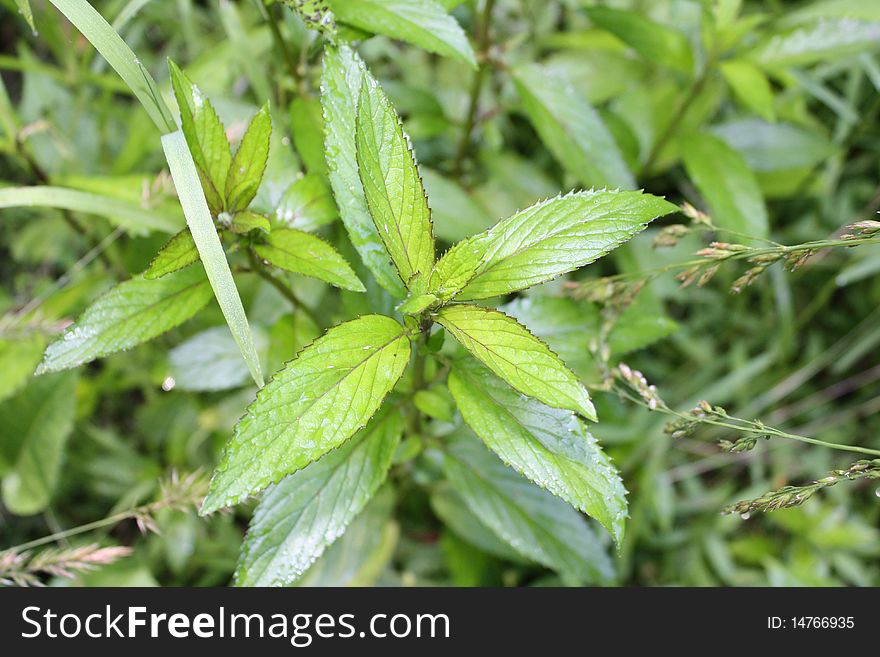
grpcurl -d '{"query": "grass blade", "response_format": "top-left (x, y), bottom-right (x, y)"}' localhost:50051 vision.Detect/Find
top-left (162, 130), bottom-right (264, 388)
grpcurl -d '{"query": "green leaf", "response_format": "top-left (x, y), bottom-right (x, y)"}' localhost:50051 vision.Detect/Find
top-left (168, 326), bottom-right (268, 392)
top-left (751, 19), bottom-right (880, 68)
top-left (432, 190), bottom-right (677, 302)
top-left (1, 372), bottom-right (77, 516)
top-left (329, 0), bottom-right (476, 67)
top-left (144, 229), bottom-right (199, 279)
top-left (296, 486), bottom-right (398, 587)
top-left (47, 0), bottom-right (176, 133)
top-left (430, 486), bottom-right (527, 563)
top-left (162, 129), bottom-right (265, 387)
top-left (36, 269), bottom-right (211, 375)
top-left (321, 45), bottom-right (406, 298)
top-left (14, 0), bottom-right (36, 33)
top-left (355, 76), bottom-right (435, 290)
top-left (682, 132), bottom-right (769, 240)
top-left (512, 63), bottom-right (635, 191)
top-left (235, 408), bottom-right (402, 586)
top-left (585, 6), bottom-right (694, 74)
top-left (201, 314), bottom-right (411, 514)
top-left (254, 228), bottom-right (365, 291)
top-left (443, 435), bottom-right (614, 585)
top-left (396, 292), bottom-right (438, 315)
top-left (290, 96), bottom-right (328, 178)
top-left (449, 357), bottom-right (627, 545)
top-left (275, 174), bottom-right (339, 232)
top-left (226, 103), bottom-right (272, 213)
top-left (0, 335), bottom-right (46, 403)
top-left (719, 59), bottom-right (776, 122)
top-left (0, 186), bottom-right (181, 235)
top-left (229, 211), bottom-right (271, 235)
top-left (711, 119), bottom-right (837, 171)
top-left (169, 60), bottom-right (232, 214)
top-left (435, 304), bottom-right (595, 420)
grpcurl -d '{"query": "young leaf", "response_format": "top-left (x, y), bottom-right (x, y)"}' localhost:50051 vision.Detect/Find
top-left (432, 190), bottom-right (677, 302)
top-left (682, 132), bottom-right (769, 240)
top-left (0, 186), bottom-right (181, 235)
top-left (47, 0), bottom-right (177, 133)
top-left (585, 6), bottom-right (694, 74)
top-left (36, 267), bottom-right (213, 375)
top-left (0, 373), bottom-right (77, 516)
top-left (229, 211), bottom-right (271, 235)
top-left (435, 304), bottom-right (596, 420)
top-left (719, 59), bottom-right (776, 122)
top-left (235, 408), bottom-right (402, 586)
top-left (397, 292), bottom-right (438, 315)
top-left (329, 0), bottom-right (476, 67)
top-left (512, 63), bottom-right (635, 190)
top-left (443, 435), bottom-right (613, 585)
top-left (162, 129), bottom-right (265, 388)
top-left (355, 76), bottom-right (435, 290)
top-left (253, 228), bottom-right (366, 291)
top-left (225, 103), bottom-right (272, 213)
top-left (201, 314), bottom-right (411, 514)
top-left (449, 357), bottom-right (627, 545)
top-left (144, 229), bottom-right (199, 279)
top-left (169, 60), bottom-right (231, 214)
top-left (321, 45), bottom-right (406, 298)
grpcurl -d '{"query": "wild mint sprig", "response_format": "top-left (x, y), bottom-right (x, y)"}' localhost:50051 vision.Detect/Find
top-left (723, 459), bottom-right (880, 515)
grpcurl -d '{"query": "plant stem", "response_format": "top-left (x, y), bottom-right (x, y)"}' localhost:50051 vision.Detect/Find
top-left (407, 333), bottom-right (427, 438)
top-left (451, 0), bottom-right (496, 177)
top-left (247, 248), bottom-right (320, 326)
top-left (642, 59), bottom-right (715, 177)
top-left (263, 1), bottom-right (301, 90)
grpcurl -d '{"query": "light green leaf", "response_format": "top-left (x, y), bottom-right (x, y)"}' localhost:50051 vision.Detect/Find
top-left (226, 103), bottom-right (272, 213)
top-left (0, 186), bottom-right (181, 235)
top-left (421, 168), bottom-right (494, 243)
top-left (512, 63), bottom-right (635, 191)
top-left (0, 335), bottom-right (46, 403)
top-left (1, 372), bottom-right (77, 516)
top-left (682, 132), bottom-right (769, 240)
top-left (296, 486), bottom-right (398, 587)
top-left (321, 45), bottom-right (406, 298)
top-left (397, 292), bottom-right (438, 315)
top-left (201, 314), bottom-right (411, 513)
top-left (275, 174), bottom-right (339, 232)
top-left (751, 18), bottom-right (880, 68)
top-left (710, 119), bottom-right (837, 171)
top-left (162, 129), bottom-right (265, 388)
top-left (449, 357), bottom-right (627, 545)
top-left (254, 228), bottom-right (365, 291)
top-left (356, 76), bottom-right (435, 290)
top-left (236, 408), bottom-right (402, 586)
top-left (229, 211), bottom-right (271, 235)
top-left (47, 0), bottom-right (176, 133)
top-left (144, 229), bottom-right (199, 279)
top-left (169, 60), bottom-right (231, 214)
top-left (15, 0), bottom-right (36, 33)
top-left (585, 6), bottom-right (694, 74)
top-left (37, 267), bottom-right (212, 375)
top-left (719, 59), bottom-right (776, 122)
top-left (432, 190), bottom-right (677, 302)
top-left (168, 326), bottom-right (268, 392)
top-left (443, 435), bottom-right (614, 585)
top-left (290, 96), bottom-right (328, 178)
top-left (435, 304), bottom-right (595, 420)
top-left (329, 0), bottom-right (476, 67)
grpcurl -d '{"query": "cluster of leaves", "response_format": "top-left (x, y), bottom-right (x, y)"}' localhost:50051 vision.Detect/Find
top-left (2, 0), bottom-right (880, 587)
